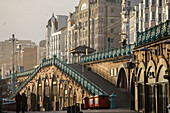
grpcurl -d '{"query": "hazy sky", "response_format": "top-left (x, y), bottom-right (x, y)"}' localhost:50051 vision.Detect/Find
top-left (0, 0), bottom-right (79, 44)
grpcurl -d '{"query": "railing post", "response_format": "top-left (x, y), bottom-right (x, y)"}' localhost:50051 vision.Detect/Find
top-left (53, 54), bottom-right (56, 65)
top-left (42, 58), bottom-right (46, 67)
top-left (93, 52), bottom-right (95, 61)
top-left (100, 51), bottom-right (102, 59)
top-left (111, 48), bottom-right (113, 58)
top-left (107, 49), bottom-right (109, 58)
top-left (123, 45), bottom-right (126, 55)
top-left (119, 46), bottom-right (121, 56)
top-left (114, 48), bottom-right (117, 57)
top-left (153, 25), bottom-right (157, 40)
top-left (103, 50), bottom-right (105, 59)
top-left (158, 22), bottom-right (162, 39)
top-left (128, 44), bottom-right (131, 55)
top-left (148, 28), bottom-right (152, 42)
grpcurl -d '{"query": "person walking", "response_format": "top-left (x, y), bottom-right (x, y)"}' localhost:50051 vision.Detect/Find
top-left (15, 92), bottom-right (21, 113)
top-left (21, 93), bottom-right (27, 113)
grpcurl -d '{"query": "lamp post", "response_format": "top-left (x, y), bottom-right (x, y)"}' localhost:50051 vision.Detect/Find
top-left (81, 54), bottom-right (85, 76)
top-left (139, 48), bottom-right (150, 113)
top-left (9, 34), bottom-right (18, 95)
top-left (77, 23), bottom-right (85, 47)
top-left (88, 0), bottom-right (91, 47)
top-left (122, 3), bottom-right (133, 45)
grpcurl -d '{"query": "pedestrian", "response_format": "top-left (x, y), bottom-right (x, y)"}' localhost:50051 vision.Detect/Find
top-left (15, 92), bottom-right (21, 113)
top-left (21, 93), bottom-right (27, 113)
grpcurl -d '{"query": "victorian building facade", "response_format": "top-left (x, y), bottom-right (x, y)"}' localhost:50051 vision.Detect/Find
top-left (66, 12), bottom-right (76, 64)
top-left (74, 0), bottom-right (121, 51)
top-left (45, 14), bottom-right (68, 60)
top-left (121, 0), bottom-right (170, 45)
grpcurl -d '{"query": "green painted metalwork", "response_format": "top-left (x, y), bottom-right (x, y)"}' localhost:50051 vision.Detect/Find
top-left (80, 44), bottom-right (135, 63)
top-left (8, 56), bottom-right (108, 99)
top-left (123, 45), bottom-right (126, 55)
top-left (110, 93), bottom-right (116, 108)
top-left (114, 48), bottom-right (117, 57)
top-left (137, 20), bottom-right (170, 46)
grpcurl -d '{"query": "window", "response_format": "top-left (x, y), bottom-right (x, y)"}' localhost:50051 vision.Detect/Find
top-left (145, 0), bottom-right (149, 7)
top-left (110, 68), bottom-right (118, 77)
top-left (145, 14), bottom-right (148, 22)
top-left (111, 19), bottom-right (114, 23)
top-left (111, 8), bottom-right (114, 13)
top-left (85, 21), bottom-right (88, 26)
top-left (151, 0), bottom-right (155, 6)
top-left (150, 12), bottom-right (155, 20)
top-left (127, 1), bottom-right (131, 6)
top-left (158, 0), bottom-right (162, 7)
top-left (141, 10), bottom-right (143, 17)
top-left (136, 11), bottom-right (139, 18)
top-left (85, 12), bottom-right (88, 17)
top-left (111, 28), bottom-right (114, 33)
top-left (159, 14), bottom-right (162, 22)
top-left (136, 23), bottom-right (139, 31)
top-left (80, 14), bottom-right (82, 19)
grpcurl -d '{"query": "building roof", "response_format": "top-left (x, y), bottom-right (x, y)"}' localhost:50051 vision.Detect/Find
top-left (71, 45), bottom-right (96, 54)
top-left (59, 27), bottom-right (67, 31)
top-left (47, 13), bottom-right (58, 30)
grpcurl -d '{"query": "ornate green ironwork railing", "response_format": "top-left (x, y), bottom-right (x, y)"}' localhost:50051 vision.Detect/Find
top-left (136, 20), bottom-right (170, 46)
top-left (80, 44), bottom-right (135, 63)
top-left (5, 69), bottom-right (34, 79)
top-left (9, 64), bottom-right (41, 99)
top-left (9, 56), bottom-right (108, 99)
top-left (54, 56), bottom-right (108, 96)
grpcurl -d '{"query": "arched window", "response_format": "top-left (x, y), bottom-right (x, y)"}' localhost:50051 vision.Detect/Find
top-left (81, 3), bottom-right (87, 10)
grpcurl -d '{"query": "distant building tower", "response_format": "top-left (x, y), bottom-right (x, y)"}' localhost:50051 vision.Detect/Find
top-left (46, 13), bottom-right (58, 59)
top-left (45, 13), bottom-right (68, 59)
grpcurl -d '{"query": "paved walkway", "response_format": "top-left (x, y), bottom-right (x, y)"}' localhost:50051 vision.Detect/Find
top-left (7, 109), bottom-right (138, 113)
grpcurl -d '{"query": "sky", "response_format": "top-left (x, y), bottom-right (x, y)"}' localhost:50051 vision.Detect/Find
top-left (0, 0), bottom-right (79, 44)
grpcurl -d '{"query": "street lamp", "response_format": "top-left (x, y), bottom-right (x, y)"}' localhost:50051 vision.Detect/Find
top-left (139, 48), bottom-right (150, 113)
top-left (9, 34), bottom-right (18, 95)
top-left (81, 54), bottom-right (86, 76)
top-left (122, 3), bottom-right (134, 45)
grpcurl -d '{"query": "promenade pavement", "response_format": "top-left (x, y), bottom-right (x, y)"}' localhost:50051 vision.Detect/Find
top-left (7, 109), bottom-right (139, 113)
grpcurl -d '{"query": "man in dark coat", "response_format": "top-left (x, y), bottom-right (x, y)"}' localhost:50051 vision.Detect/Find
top-left (21, 93), bottom-right (27, 113)
top-left (15, 92), bottom-right (21, 113)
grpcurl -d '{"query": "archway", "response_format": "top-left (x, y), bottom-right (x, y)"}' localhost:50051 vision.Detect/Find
top-left (156, 58), bottom-right (168, 113)
top-left (31, 83), bottom-right (37, 111)
top-left (137, 68), bottom-right (144, 111)
top-left (43, 77), bottom-right (50, 111)
top-left (130, 69), bottom-right (135, 110)
top-left (146, 60), bottom-right (156, 113)
top-left (117, 68), bottom-right (127, 88)
top-left (51, 76), bottom-right (58, 110)
top-left (27, 87), bottom-right (31, 111)
top-left (68, 85), bottom-right (73, 106)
